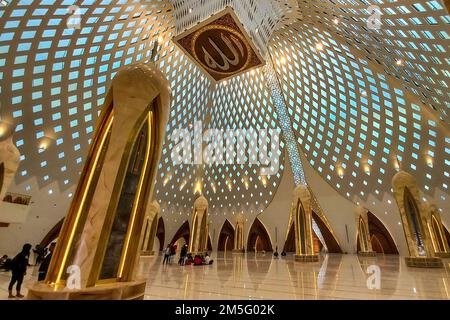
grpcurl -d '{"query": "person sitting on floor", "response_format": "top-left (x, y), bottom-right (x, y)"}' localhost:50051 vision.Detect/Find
top-left (193, 255), bottom-right (203, 266)
top-left (185, 253), bottom-right (194, 266)
top-left (204, 253), bottom-right (214, 265)
top-left (0, 255), bottom-right (12, 271)
top-left (0, 255), bottom-right (8, 266)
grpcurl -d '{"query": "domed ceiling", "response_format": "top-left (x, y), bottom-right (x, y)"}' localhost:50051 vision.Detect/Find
top-left (0, 0), bottom-right (449, 229)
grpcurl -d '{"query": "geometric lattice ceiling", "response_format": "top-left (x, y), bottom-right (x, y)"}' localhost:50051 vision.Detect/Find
top-left (0, 0), bottom-right (449, 223)
top-left (300, 0), bottom-right (450, 125)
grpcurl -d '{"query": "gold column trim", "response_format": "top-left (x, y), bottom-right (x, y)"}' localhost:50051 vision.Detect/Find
top-left (189, 210), bottom-right (198, 253)
top-left (118, 111), bottom-right (153, 278)
top-left (47, 108), bottom-right (114, 286)
top-left (88, 99), bottom-right (160, 286)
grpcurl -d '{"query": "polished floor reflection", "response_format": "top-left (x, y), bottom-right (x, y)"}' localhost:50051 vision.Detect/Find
top-left (138, 253), bottom-right (450, 300)
top-left (1, 253), bottom-right (450, 300)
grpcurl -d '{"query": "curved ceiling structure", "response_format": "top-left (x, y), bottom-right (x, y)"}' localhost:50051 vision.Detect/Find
top-left (0, 0), bottom-right (449, 249)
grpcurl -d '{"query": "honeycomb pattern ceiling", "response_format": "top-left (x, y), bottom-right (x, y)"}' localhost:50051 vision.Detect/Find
top-left (298, 0), bottom-right (450, 124)
top-left (0, 0), bottom-right (449, 225)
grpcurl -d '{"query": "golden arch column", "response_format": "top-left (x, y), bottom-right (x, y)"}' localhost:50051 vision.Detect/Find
top-left (0, 135), bottom-right (21, 200)
top-left (141, 200), bottom-right (161, 256)
top-left (28, 63), bottom-right (170, 299)
top-left (291, 186), bottom-right (319, 262)
top-left (425, 203), bottom-right (450, 258)
top-left (355, 206), bottom-right (376, 257)
top-left (392, 171), bottom-right (443, 268)
top-left (233, 213), bottom-right (245, 253)
top-left (189, 196), bottom-right (209, 254)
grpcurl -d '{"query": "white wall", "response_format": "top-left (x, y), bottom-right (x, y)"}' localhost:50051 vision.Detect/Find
top-left (257, 153), bottom-right (296, 252)
top-left (0, 177), bottom-right (74, 257)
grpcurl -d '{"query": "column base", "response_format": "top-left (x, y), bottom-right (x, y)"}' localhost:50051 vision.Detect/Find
top-left (27, 280), bottom-right (146, 300)
top-left (294, 254), bottom-right (319, 262)
top-left (405, 257), bottom-right (443, 268)
top-left (434, 252), bottom-right (450, 259)
top-left (358, 251), bottom-right (377, 257)
top-left (232, 249), bottom-right (245, 254)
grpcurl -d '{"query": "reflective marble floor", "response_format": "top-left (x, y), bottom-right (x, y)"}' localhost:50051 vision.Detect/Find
top-left (1, 254), bottom-right (450, 300)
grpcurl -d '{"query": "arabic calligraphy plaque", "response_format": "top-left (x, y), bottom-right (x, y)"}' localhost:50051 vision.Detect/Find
top-left (174, 7), bottom-right (265, 82)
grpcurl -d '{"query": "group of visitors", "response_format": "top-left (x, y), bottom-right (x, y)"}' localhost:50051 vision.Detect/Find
top-left (185, 253), bottom-right (214, 266)
top-left (162, 243), bottom-right (214, 267)
top-left (3, 242), bottom-right (56, 299)
top-left (178, 252), bottom-right (214, 266)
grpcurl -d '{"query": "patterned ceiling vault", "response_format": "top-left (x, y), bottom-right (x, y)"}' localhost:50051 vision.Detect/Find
top-left (298, 0), bottom-right (450, 125)
top-left (0, 0), bottom-right (449, 230)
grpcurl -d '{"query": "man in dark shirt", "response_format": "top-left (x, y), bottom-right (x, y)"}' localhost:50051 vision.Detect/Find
top-left (178, 244), bottom-right (188, 266)
top-left (32, 244), bottom-right (43, 265)
top-left (8, 243), bottom-right (32, 298)
top-left (38, 242), bottom-right (56, 281)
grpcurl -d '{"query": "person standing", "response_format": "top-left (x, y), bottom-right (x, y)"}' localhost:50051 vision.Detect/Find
top-left (204, 253), bottom-right (214, 265)
top-left (38, 242), bottom-right (56, 281)
top-left (32, 244), bottom-right (43, 266)
top-left (170, 244), bottom-right (177, 264)
top-left (163, 245), bottom-right (171, 265)
top-left (179, 244), bottom-right (188, 266)
top-left (8, 243), bottom-right (32, 298)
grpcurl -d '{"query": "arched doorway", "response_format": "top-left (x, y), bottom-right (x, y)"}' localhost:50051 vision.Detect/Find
top-left (170, 220), bottom-right (212, 252)
top-left (156, 217), bottom-right (165, 252)
top-left (444, 226), bottom-right (450, 248)
top-left (367, 212), bottom-right (399, 254)
top-left (370, 234), bottom-right (384, 253)
top-left (247, 218), bottom-right (272, 252)
top-left (283, 221), bottom-right (322, 253)
top-left (170, 221), bottom-right (190, 246)
top-left (283, 223), bottom-right (295, 252)
top-left (430, 215), bottom-right (447, 253)
top-left (311, 212), bottom-right (342, 253)
top-left (218, 220), bottom-right (235, 252)
top-left (403, 187), bottom-right (425, 250)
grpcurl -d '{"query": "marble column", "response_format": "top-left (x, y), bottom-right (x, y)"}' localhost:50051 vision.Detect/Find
top-left (0, 136), bottom-right (21, 201)
top-left (355, 206), bottom-right (376, 257)
top-left (28, 63), bottom-right (170, 299)
top-left (141, 200), bottom-right (160, 256)
top-left (189, 196), bottom-right (209, 254)
top-left (233, 213), bottom-right (245, 253)
top-left (291, 185), bottom-right (319, 262)
top-left (392, 171), bottom-right (443, 268)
